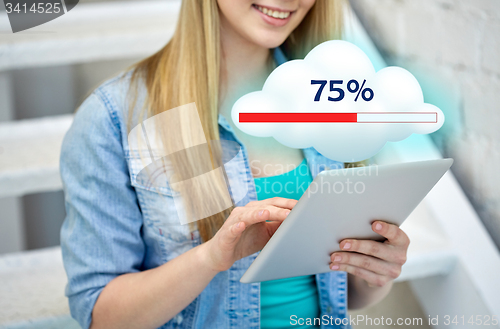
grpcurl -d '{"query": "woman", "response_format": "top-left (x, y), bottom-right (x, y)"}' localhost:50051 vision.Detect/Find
top-left (60, 0), bottom-right (410, 328)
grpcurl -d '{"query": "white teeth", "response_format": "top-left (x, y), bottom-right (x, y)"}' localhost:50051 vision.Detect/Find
top-left (256, 5), bottom-right (290, 19)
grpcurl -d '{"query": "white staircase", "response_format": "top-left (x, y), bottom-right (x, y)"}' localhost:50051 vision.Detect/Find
top-left (0, 2), bottom-right (180, 327)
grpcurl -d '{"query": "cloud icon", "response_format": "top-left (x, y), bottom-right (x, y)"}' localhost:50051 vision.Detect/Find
top-left (231, 40), bottom-right (444, 162)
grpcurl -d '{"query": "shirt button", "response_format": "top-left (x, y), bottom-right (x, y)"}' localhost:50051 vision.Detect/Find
top-left (326, 306), bottom-right (333, 313)
top-left (174, 314), bottom-right (183, 324)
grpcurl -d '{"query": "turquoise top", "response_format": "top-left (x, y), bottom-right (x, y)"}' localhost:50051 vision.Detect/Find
top-left (255, 159), bottom-right (320, 328)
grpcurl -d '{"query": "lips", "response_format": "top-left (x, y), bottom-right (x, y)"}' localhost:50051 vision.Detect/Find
top-left (254, 4), bottom-right (292, 19)
top-left (252, 4), bottom-right (295, 27)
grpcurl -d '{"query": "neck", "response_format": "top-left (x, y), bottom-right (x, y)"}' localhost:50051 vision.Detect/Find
top-left (219, 21), bottom-right (273, 118)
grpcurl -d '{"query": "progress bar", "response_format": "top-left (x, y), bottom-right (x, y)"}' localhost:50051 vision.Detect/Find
top-left (239, 112), bottom-right (438, 123)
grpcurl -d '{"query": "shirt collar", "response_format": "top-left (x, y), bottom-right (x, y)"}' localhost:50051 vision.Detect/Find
top-left (273, 46), bottom-right (288, 66)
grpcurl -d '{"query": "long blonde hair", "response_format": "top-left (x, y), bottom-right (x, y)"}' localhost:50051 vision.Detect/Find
top-left (130, 0), bottom-right (346, 242)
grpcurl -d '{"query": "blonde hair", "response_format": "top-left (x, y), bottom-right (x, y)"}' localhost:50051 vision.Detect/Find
top-left (129, 0), bottom-right (346, 242)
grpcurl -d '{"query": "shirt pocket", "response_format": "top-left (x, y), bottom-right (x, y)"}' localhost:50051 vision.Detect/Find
top-left (126, 152), bottom-right (200, 263)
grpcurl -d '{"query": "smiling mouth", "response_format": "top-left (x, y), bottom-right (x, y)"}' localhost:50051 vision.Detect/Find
top-left (253, 4), bottom-right (293, 19)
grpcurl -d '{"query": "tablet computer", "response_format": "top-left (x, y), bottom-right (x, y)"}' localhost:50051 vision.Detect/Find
top-left (240, 158), bottom-right (453, 283)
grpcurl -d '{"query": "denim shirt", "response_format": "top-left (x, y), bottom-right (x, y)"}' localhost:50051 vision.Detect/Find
top-left (60, 48), bottom-right (350, 329)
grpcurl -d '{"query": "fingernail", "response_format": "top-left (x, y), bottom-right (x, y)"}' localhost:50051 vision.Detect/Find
top-left (235, 222), bottom-right (241, 228)
top-left (375, 223), bottom-right (383, 231)
top-left (343, 242), bottom-right (351, 250)
top-left (331, 264), bottom-right (340, 270)
top-left (285, 211), bottom-right (290, 216)
top-left (334, 255), bottom-right (341, 262)
top-left (258, 210), bottom-right (264, 216)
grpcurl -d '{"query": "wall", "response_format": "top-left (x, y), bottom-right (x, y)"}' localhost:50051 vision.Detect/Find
top-left (350, 0), bottom-right (500, 248)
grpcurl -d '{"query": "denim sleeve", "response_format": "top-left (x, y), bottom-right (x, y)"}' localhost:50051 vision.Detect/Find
top-left (60, 89), bottom-right (145, 329)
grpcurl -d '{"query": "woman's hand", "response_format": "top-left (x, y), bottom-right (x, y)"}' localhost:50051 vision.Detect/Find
top-left (202, 197), bottom-right (298, 272)
top-left (329, 221), bottom-right (410, 287)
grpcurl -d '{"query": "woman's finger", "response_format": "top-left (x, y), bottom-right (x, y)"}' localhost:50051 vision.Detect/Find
top-left (260, 197), bottom-right (298, 210)
top-left (339, 239), bottom-right (400, 263)
top-left (222, 220), bottom-right (246, 245)
top-left (330, 263), bottom-right (392, 287)
top-left (215, 219), bottom-right (247, 250)
top-left (264, 221), bottom-right (282, 236)
top-left (340, 238), bottom-right (407, 265)
top-left (261, 205), bottom-right (292, 221)
top-left (239, 206), bottom-right (290, 227)
top-left (330, 252), bottom-right (401, 279)
top-left (372, 221), bottom-right (410, 248)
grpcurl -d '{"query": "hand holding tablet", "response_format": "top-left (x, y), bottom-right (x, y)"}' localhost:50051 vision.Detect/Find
top-left (330, 218), bottom-right (411, 288)
top-left (240, 158), bottom-right (453, 283)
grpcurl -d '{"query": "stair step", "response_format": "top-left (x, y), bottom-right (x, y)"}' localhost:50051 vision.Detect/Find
top-left (0, 115), bottom-right (73, 198)
top-left (0, 0), bottom-right (180, 71)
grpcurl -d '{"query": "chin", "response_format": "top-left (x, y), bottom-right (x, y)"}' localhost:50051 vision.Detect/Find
top-left (251, 32), bottom-right (289, 49)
